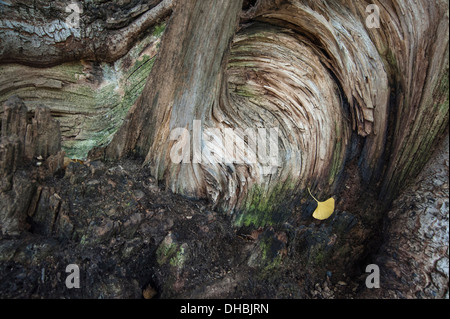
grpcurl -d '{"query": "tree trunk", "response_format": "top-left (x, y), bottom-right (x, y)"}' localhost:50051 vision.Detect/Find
top-left (100, 0), bottom-right (448, 227)
top-left (0, 0), bottom-right (448, 298)
top-left (105, 0), bottom-right (245, 206)
top-left (0, 0), bottom-right (174, 66)
top-left (1, 0), bottom-right (448, 225)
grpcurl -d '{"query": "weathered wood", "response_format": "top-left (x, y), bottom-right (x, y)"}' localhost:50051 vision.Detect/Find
top-left (0, 0), bottom-right (173, 66)
top-left (0, 0), bottom-right (448, 227)
top-left (360, 132), bottom-right (449, 299)
top-left (106, 0), bottom-right (448, 226)
top-left (0, 0), bottom-right (448, 299)
top-left (106, 0), bottom-right (245, 200)
top-left (0, 96), bottom-right (64, 236)
top-left (0, 24), bottom-right (165, 158)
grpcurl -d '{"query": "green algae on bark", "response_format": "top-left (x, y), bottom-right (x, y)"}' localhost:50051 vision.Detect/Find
top-left (0, 23), bottom-right (165, 159)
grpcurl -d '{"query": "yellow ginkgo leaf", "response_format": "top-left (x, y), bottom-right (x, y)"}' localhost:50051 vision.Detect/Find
top-left (308, 188), bottom-right (335, 221)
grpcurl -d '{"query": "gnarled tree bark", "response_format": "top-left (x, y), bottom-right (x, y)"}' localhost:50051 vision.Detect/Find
top-left (1, 0), bottom-right (448, 224)
top-left (0, 0), bottom-right (174, 66)
top-left (100, 0), bottom-right (449, 227)
top-left (0, 0), bottom-right (448, 298)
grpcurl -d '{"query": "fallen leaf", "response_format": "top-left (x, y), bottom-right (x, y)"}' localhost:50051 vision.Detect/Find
top-left (308, 188), bottom-right (335, 220)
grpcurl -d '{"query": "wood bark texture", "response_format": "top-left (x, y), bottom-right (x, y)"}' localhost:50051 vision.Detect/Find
top-left (105, 0), bottom-right (449, 226)
top-left (1, 0), bottom-right (448, 226)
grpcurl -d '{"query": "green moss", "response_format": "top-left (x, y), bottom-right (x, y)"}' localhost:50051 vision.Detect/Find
top-left (259, 237), bottom-right (283, 269)
top-left (156, 241), bottom-right (178, 266)
top-left (62, 54), bottom-right (156, 159)
top-left (383, 48), bottom-right (398, 73)
top-left (236, 185), bottom-right (272, 227)
top-left (437, 73), bottom-right (449, 114)
top-left (1, 37), bottom-right (161, 160)
top-left (328, 121), bottom-right (346, 185)
top-left (234, 87), bottom-right (257, 98)
top-left (52, 62), bottom-right (85, 82)
top-left (152, 22), bottom-right (166, 38)
top-left (121, 55), bottom-right (155, 112)
top-left (329, 140), bottom-right (342, 186)
top-left (439, 97), bottom-right (449, 114)
top-left (249, 232), bottom-right (286, 280)
top-left (311, 249), bottom-right (325, 265)
top-left (80, 234), bottom-right (88, 246)
top-left (169, 245), bottom-right (187, 268)
top-left (235, 179), bottom-right (296, 227)
top-left (227, 59), bottom-right (258, 69)
top-left (64, 27), bottom-right (163, 159)
top-left (157, 240), bottom-right (187, 270)
top-left (306, 242), bottom-right (332, 267)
